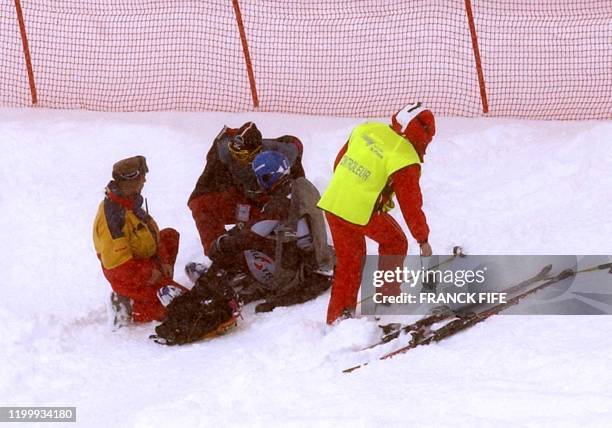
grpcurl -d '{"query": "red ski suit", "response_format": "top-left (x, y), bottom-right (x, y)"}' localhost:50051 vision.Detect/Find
top-left (101, 228), bottom-right (179, 322)
top-left (325, 143), bottom-right (430, 324)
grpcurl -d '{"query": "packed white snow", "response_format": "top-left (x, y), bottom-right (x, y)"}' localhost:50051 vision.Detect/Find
top-left (1, 108), bottom-right (611, 427)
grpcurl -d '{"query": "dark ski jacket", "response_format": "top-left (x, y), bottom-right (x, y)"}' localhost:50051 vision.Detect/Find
top-left (188, 126), bottom-right (305, 205)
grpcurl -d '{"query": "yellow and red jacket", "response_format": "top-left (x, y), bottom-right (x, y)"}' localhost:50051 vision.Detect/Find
top-left (93, 182), bottom-right (160, 270)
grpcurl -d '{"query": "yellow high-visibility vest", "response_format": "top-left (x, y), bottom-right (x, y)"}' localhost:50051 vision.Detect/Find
top-left (317, 122), bottom-right (420, 225)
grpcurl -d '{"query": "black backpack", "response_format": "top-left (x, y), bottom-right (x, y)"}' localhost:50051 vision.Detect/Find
top-left (151, 268), bottom-right (240, 345)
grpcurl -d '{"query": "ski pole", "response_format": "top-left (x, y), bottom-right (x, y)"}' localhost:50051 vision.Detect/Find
top-left (357, 246), bottom-right (465, 306)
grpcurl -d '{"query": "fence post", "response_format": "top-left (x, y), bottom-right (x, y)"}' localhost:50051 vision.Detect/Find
top-left (231, 0), bottom-right (259, 108)
top-left (14, 0), bottom-right (37, 105)
top-left (464, 0), bottom-right (488, 114)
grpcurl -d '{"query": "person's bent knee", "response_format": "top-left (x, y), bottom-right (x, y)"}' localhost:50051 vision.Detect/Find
top-left (160, 228), bottom-right (179, 242)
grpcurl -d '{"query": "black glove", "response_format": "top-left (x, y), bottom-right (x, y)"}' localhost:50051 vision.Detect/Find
top-left (261, 181), bottom-right (292, 217)
top-left (209, 233), bottom-right (241, 264)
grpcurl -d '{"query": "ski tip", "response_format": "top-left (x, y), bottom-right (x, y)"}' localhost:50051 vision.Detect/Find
top-left (598, 262), bottom-right (612, 271)
top-left (453, 246), bottom-right (466, 257)
top-left (343, 364), bottom-right (363, 373)
top-left (557, 268), bottom-right (575, 280)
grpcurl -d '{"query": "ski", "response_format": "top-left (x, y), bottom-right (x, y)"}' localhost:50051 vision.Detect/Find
top-left (377, 269), bottom-right (575, 361)
top-left (364, 264), bottom-right (553, 351)
top-left (344, 262), bottom-right (612, 373)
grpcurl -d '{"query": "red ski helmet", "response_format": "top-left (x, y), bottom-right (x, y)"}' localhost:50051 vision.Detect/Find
top-left (391, 102), bottom-right (436, 158)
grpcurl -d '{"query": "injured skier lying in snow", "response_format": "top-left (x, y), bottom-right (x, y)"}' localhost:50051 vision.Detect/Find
top-left (151, 217), bottom-right (334, 345)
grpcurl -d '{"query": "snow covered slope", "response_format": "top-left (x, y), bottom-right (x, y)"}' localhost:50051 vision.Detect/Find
top-left (1, 108), bottom-right (611, 427)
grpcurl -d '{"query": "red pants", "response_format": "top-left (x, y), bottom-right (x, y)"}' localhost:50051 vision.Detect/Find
top-left (325, 212), bottom-right (408, 324)
top-left (103, 228), bottom-right (180, 322)
top-left (189, 189), bottom-right (270, 255)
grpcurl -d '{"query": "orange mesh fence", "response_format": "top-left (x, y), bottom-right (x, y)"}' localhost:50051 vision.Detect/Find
top-left (1, 0), bottom-right (610, 119)
top-left (473, 0), bottom-right (611, 119)
top-left (1, 0), bottom-right (252, 112)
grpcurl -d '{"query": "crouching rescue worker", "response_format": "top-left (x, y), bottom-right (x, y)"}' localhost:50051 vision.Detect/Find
top-left (152, 151), bottom-right (332, 345)
top-left (93, 156), bottom-right (182, 324)
top-left (318, 102), bottom-right (436, 325)
top-left (201, 150), bottom-right (334, 312)
top-left (187, 122), bottom-right (305, 256)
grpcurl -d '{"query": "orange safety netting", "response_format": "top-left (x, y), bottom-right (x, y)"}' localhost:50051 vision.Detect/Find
top-left (1, 0), bottom-right (610, 119)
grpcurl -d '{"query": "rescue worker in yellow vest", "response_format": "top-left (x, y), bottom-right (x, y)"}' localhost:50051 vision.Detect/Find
top-left (318, 102), bottom-right (435, 324)
top-left (93, 156), bottom-right (182, 323)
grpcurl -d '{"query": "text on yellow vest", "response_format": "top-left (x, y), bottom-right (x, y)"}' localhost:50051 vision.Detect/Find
top-left (317, 122), bottom-right (420, 225)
